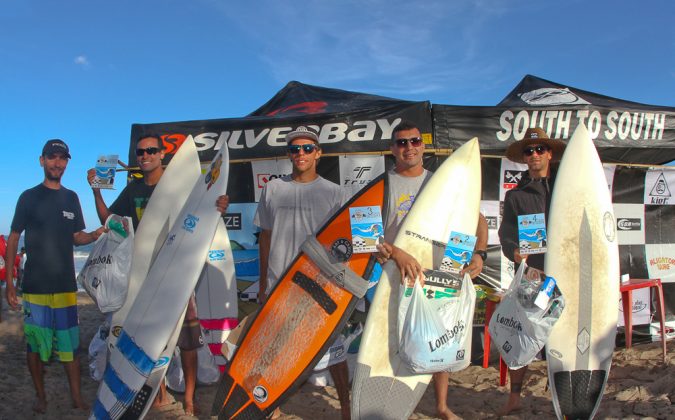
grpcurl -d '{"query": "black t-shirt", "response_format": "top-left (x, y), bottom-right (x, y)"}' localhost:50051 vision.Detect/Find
top-left (109, 179), bottom-right (156, 230)
top-left (11, 184), bottom-right (85, 294)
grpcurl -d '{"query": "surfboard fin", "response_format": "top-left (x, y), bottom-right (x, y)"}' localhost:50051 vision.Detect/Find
top-left (301, 236), bottom-right (368, 298)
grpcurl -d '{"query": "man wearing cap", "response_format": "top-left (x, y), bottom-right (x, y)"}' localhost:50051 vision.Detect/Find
top-left (497, 127), bottom-right (566, 415)
top-left (254, 126), bottom-right (351, 419)
top-left (5, 139), bottom-right (104, 414)
top-left (86, 134), bottom-right (229, 416)
top-left (374, 120), bottom-right (488, 420)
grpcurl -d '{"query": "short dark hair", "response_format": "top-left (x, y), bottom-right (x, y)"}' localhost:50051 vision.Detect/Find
top-left (392, 120), bottom-right (420, 137)
top-left (135, 134), bottom-right (163, 150)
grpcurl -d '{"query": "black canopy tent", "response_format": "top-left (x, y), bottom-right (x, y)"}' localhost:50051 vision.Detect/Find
top-left (433, 75), bottom-right (675, 165)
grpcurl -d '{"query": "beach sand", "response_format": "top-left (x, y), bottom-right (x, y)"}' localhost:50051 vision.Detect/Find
top-left (0, 293), bottom-right (673, 419)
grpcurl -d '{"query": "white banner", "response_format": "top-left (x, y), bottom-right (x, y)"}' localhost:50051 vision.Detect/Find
top-left (618, 287), bottom-right (651, 327)
top-left (645, 244), bottom-right (675, 283)
top-left (613, 203), bottom-right (646, 245)
top-left (250, 159), bottom-right (292, 202)
top-left (644, 169), bottom-right (675, 205)
top-left (499, 158), bottom-right (528, 202)
top-left (338, 154), bottom-right (385, 198)
top-left (480, 200), bottom-right (500, 245)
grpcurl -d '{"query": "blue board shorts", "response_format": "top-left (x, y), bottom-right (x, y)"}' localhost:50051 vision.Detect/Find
top-left (23, 292), bottom-right (80, 362)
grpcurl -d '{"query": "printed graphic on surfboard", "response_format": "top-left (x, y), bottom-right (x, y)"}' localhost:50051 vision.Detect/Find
top-left (211, 175), bottom-right (386, 419)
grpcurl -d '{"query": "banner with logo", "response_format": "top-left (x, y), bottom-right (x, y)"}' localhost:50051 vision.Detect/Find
top-left (250, 159), bottom-right (293, 202)
top-left (338, 155), bottom-right (386, 198)
top-left (433, 76), bottom-right (675, 165)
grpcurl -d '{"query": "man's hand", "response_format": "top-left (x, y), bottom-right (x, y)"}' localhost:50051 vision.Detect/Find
top-left (461, 253), bottom-right (484, 279)
top-left (514, 249), bottom-right (527, 264)
top-left (216, 195), bottom-right (229, 214)
top-left (5, 286), bottom-right (19, 310)
top-left (87, 168), bottom-right (97, 187)
top-left (377, 243), bottom-right (424, 286)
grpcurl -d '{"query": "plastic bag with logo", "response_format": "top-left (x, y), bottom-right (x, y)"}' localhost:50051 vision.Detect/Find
top-left (166, 341), bottom-right (221, 392)
top-left (488, 261), bottom-right (565, 369)
top-left (77, 214), bottom-right (134, 313)
top-left (88, 321), bottom-right (110, 381)
top-left (398, 271), bottom-right (476, 374)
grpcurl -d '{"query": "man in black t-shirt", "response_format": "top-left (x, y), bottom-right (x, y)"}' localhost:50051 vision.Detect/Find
top-left (5, 139), bottom-right (104, 414)
top-left (87, 134), bottom-right (229, 416)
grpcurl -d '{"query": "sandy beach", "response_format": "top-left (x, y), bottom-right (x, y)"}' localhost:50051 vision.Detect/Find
top-left (0, 292), bottom-right (673, 420)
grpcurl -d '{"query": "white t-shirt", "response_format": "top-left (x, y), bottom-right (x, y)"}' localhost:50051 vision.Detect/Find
top-left (254, 175), bottom-right (345, 292)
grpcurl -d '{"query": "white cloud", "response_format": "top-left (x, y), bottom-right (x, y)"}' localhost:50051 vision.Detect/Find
top-left (208, 0), bottom-right (510, 98)
top-left (74, 55), bottom-right (90, 68)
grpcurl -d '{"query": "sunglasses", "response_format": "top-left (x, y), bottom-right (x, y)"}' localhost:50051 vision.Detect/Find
top-left (288, 144), bottom-right (319, 154)
top-left (136, 147), bottom-right (161, 156)
top-left (522, 145), bottom-right (550, 157)
top-left (394, 137), bottom-right (423, 148)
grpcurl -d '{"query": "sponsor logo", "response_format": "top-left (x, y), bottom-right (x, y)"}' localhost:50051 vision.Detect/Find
top-left (160, 133), bottom-right (187, 155)
top-left (649, 256), bottom-right (675, 271)
top-left (428, 320), bottom-right (465, 353)
top-left (617, 218), bottom-right (642, 231)
top-left (257, 173), bottom-right (287, 189)
top-left (92, 277), bottom-right (101, 288)
top-left (456, 349), bottom-right (465, 361)
top-left (155, 356), bottom-right (171, 368)
top-left (603, 212), bottom-right (616, 242)
top-left (172, 118), bottom-right (402, 152)
top-left (208, 249), bottom-right (226, 261)
top-left (166, 233), bottom-right (176, 246)
top-left (330, 238), bottom-right (353, 262)
top-left (344, 166), bottom-right (374, 187)
top-left (404, 230), bottom-right (446, 250)
top-left (112, 326), bottom-right (122, 337)
top-left (252, 385), bottom-right (268, 403)
top-left (502, 341), bottom-right (512, 353)
top-left (495, 313), bottom-right (522, 332)
top-left (62, 211), bottom-right (75, 220)
top-left (183, 214), bottom-right (199, 233)
top-left (423, 269), bottom-right (462, 290)
top-left (83, 254), bottom-right (113, 269)
top-left (503, 170), bottom-right (525, 189)
top-left (223, 213), bottom-right (242, 230)
top-left (205, 153), bottom-right (223, 190)
top-left (518, 87), bottom-right (591, 106)
top-left (266, 101), bottom-right (328, 117)
top-left (549, 349), bottom-right (563, 359)
top-left (648, 173), bottom-right (671, 205)
top-left (577, 328), bottom-right (590, 354)
top-left (619, 298), bottom-right (648, 314)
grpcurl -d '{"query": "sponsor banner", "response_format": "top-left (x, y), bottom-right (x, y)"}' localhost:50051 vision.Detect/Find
top-left (617, 287), bottom-right (651, 327)
top-left (130, 101), bottom-right (431, 164)
top-left (613, 203), bottom-right (645, 245)
top-left (250, 159), bottom-right (292, 202)
top-left (338, 154), bottom-right (385, 198)
top-left (225, 203), bottom-right (260, 250)
top-left (645, 244), bottom-right (675, 283)
top-left (644, 169), bottom-right (675, 205)
top-left (603, 164), bottom-right (616, 193)
top-left (480, 200), bottom-right (500, 245)
top-left (499, 158), bottom-right (528, 201)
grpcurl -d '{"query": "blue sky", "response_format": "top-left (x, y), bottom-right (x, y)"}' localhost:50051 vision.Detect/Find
top-left (1, 0), bottom-right (674, 235)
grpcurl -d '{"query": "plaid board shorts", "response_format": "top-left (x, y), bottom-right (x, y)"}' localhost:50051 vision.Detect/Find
top-left (22, 292), bottom-right (80, 362)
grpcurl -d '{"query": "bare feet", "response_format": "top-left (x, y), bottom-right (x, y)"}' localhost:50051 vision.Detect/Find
top-left (437, 405), bottom-right (461, 420)
top-left (270, 407), bottom-right (283, 419)
top-left (497, 393), bottom-right (522, 417)
top-left (33, 397), bottom-right (47, 414)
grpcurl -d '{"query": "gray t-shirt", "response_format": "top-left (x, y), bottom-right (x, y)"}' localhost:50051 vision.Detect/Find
top-left (254, 175), bottom-right (345, 292)
top-left (384, 169), bottom-right (431, 244)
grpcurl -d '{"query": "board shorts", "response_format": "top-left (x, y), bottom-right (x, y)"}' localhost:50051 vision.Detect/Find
top-left (22, 292), bottom-right (79, 362)
top-left (177, 294), bottom-right (203, 351)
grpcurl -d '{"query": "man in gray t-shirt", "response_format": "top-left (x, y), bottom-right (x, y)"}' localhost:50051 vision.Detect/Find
top-left (254, 126), bottom-right (350, 420)
top-left (375, 120), bottom-right (488, 420)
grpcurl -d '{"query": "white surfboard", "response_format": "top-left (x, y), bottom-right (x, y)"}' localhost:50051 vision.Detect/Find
top-left (195, 218), bottom-right (238, 369)
top-left (93, 147), bottom-right (230, 419)
top-left (352, 138), bottom-right (481, 420)
top-left (108, 138), bottom-right (201, 348)
top-left (545, 123), bottom-right (619, 419)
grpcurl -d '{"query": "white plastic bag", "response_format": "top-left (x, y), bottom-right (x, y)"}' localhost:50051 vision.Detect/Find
top-left (78, 215), bottom-right (134, 313)
top-left (88, 322), bottom-right (110, 381)
top-left (166, 341), bottom-right (221, 392)
top-left (488, 261), bottom-right (565, 369)
top-left (398, 272), bottom-right (476, 373)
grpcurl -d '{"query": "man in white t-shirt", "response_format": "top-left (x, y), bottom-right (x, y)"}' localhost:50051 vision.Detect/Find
top-left (254, 126), bottom-right (350, 419)
top-left (374, 120), bottom-right (488, 420)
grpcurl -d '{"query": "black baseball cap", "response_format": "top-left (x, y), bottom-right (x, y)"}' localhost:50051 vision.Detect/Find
top-left (42, 139), bottom-right (71, 158)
